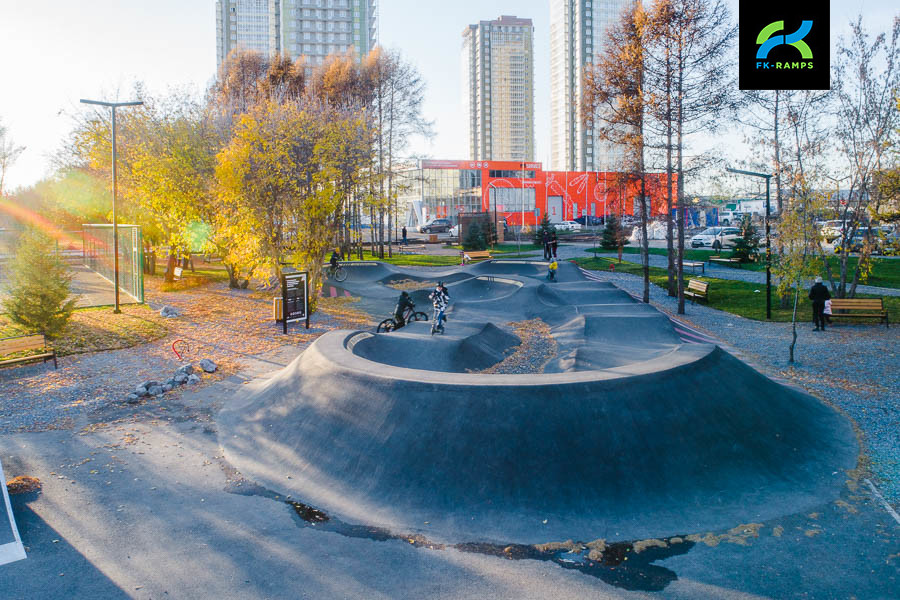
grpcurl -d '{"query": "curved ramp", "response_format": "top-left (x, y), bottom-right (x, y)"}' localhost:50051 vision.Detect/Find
top-left (223, 259), bottom-right (858, 545)
top-left (220, 337), bottom-right (856, 544)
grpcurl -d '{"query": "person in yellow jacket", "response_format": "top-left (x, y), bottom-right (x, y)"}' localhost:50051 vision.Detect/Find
top-left (547, 259), bottom-right (558, 282)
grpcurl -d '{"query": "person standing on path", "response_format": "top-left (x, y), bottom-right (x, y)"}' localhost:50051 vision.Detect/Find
top-left (808, 276), bottom-right (831, 331)
top-left (542, 230), bottom-right (551, 260)
top-left (551, 232), bottom-right (558, 258)
top-left (401, 226), bottom-right (408, 246)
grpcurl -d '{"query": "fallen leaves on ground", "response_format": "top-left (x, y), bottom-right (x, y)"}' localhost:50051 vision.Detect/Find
top-left (6, 476), bottom-right (42, 494)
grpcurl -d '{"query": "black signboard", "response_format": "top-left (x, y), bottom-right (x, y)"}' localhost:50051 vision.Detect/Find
top-left (282, 271), bottom-right (309, 333)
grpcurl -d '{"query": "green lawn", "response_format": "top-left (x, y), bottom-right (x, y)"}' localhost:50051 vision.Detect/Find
top-left (574, 256), bottom-right (900, 322)
top-left (1, 304), bottom-right (168, 356)
top-left (585, 247), bottom-right (900, 288)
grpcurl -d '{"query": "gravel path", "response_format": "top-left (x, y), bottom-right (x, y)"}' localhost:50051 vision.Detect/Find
top-left (578, 267), bottom-right (900, 507)
top-left (0, 281), bottom-right (364, 434)
top-left (480, 319), bottom-right (557, 374)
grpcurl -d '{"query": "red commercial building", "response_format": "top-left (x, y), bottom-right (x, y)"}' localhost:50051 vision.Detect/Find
top-left (400, 159), bottom-right (675, 228)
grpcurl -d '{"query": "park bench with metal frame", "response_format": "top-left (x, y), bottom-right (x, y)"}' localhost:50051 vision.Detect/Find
top-left (397, 244), bottom-right (427, 255)
top-left (683, 260), bottom-right (705, 275)
top-left (0, 334), bottom-right (57, 370)
top-left (829, 298), bottom-right (889, 328)
top-left (461, 250), bottom-right (492, 263)
top-left (709, 256), bottom-right (742, 268)
top-left (684, 279), bottom-right (709, 304)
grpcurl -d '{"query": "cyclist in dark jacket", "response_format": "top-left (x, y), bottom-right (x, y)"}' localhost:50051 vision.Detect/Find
top-left (808, 276), bottom-right (831, 331)
top-left (394, 291), bottom-right (415, 328)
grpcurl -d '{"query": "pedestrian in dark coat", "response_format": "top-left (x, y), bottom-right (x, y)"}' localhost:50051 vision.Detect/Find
top-left (542, 230), bottom-right (551, 260)
top-left (808, 276), bottom-right (831, 331)
top-left (551, 232), bottom-right (558, 258)
top-left (401, 226), bottom-right (408, 245)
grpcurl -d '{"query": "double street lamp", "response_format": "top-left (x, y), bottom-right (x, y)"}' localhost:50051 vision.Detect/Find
top-left (80, 99), bottom-right (143, 313)
top-left (726, 167), bottom-right (773, 320)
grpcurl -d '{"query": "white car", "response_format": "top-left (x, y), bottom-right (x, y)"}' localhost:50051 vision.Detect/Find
top-left (449, 225), bottom-right (459, 237)
top-left (555, 221), bottom-right (583, 232)
top-left (690, 227), bottom-right (740, 250)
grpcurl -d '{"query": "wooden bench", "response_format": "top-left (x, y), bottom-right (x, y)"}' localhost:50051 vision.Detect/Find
top-left (829, 298), bottom-right (889, 328)
top-left (397, 244), bottom-right (427, 254)
top-left (461, 250), bottom-right (492, 263)
top-left (684, 279), bottom-right (709, 304)
top-left (0, 334), bottom-right (57, 369)
top-left (709, 257), bottom-right (742, 268)
top-left (683, 260), bottom-right (705, 275)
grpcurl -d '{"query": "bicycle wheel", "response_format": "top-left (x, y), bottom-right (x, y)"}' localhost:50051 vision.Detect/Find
top-left (412, 311), bottom-right (429, 321)
top-left (376, 318), bottom-right (395, 333)
top-left (333, 266), bottom-right (348, 282)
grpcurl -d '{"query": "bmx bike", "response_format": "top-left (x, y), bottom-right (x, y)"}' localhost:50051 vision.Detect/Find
top-left (327, 264), bottom-right (348, 282)
top-left (376, 305), bottom-right (429, 333)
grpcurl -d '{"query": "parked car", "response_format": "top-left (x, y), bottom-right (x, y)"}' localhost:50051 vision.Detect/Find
top-left (819, 220), bottom-right (850, 242)
top-left (833, 227), bottom-right (896, 254)
top-left (690, 227), bottom-right (740, 250)
top-left (556, 220), bottom-right (583, 232)
top-left (449, 224), bottom-right (459, 237)
top-left (574, 215), bottom-right (604, 227)
top-left (418, 218), bottom-right (452, 234)
top-left (718, 211), bottom-right (745, 226)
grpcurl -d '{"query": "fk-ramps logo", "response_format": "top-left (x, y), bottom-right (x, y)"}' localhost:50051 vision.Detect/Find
top-left (739, 2), bottom-right (830, 91)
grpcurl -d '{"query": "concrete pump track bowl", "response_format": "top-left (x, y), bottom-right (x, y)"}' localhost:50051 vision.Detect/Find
top-left (218, 259), bottom-right (858, 548)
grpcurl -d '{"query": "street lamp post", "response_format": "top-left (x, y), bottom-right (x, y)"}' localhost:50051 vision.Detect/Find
top-left (726, 167), bottom-right (773, 319)
top-left (80, 99), bottom-right (143, 313)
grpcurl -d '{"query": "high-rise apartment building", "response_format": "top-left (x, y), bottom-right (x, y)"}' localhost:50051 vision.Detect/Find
top-left (216, 0), bottom-right (278, 67)
top-left (462, 15), bottom-right (535, 162)
top-left (550, 0), bottom-right (632, 172)
top-left (216, 0), bottom-right (376, 68)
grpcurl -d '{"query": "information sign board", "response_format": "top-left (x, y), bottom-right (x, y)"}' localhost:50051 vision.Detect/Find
top-left (282, 271), bottom-right (309, 333)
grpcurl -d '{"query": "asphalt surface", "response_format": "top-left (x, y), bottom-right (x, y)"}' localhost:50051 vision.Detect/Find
top-left (220, 261), bottom-right (857, 544)
top-left (1, 259), bottom-right (898, 598)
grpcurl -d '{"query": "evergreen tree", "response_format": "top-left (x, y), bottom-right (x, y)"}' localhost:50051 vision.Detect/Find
top-left (601, 216), bottom-right (626, 250)
top-left (2, 228), bottom-right (77, 338)
top-left (462, 221), bottom-right (487, 251)
top-left (731, 215), bottom-right (760, 263)
top-left (532, 214), bottom-right (557, 245)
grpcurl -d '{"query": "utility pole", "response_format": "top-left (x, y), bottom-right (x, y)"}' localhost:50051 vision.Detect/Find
top-left (80, 99), bottom-right (143, 313)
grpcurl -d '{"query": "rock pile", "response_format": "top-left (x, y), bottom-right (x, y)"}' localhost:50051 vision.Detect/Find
top-left (125, 360), bottom-right (216, 403)
top-left (159, 306), bottom-right (180, 318)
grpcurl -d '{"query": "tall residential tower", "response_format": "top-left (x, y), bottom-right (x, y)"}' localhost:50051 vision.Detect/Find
top-left (216, 0), bottom-right (376, 68)
top-left (550, 0), bottom-right (631, 171)
top-left (462, 15), bottom-right (535, 162)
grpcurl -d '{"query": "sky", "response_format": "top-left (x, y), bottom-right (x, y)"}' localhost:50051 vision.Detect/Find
top-left (0, 0), bottom-right (897, 192)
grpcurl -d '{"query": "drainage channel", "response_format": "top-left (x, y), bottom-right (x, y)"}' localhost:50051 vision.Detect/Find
top-left (220, 460), bottom-right (694, 592)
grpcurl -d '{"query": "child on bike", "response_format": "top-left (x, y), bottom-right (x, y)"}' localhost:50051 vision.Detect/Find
top-left (429, 282), bottom-right (450, 335)
top-left (393, 291), bottom-right (415, 329)
top-left (547, 259), bottom-right (558, 282)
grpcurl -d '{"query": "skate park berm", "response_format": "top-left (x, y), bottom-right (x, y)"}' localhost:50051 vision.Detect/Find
top-left (218, 258), bottom-right (858, 547)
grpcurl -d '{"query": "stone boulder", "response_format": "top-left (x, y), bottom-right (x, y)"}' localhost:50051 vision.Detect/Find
top-left (198, 359), bottom-right (217, 373)
top-left (187, 374), bottom-right (201, 384)
top-left (148, 385), bottom-right (164, 396)
top-left (160, 306), bottom-right (180, 318)
top-left (176, 364), bottom-right (194, 376)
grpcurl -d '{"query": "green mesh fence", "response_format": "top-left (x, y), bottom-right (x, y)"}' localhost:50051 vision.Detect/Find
top-left (82, 224), bottom-right (144, 303)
